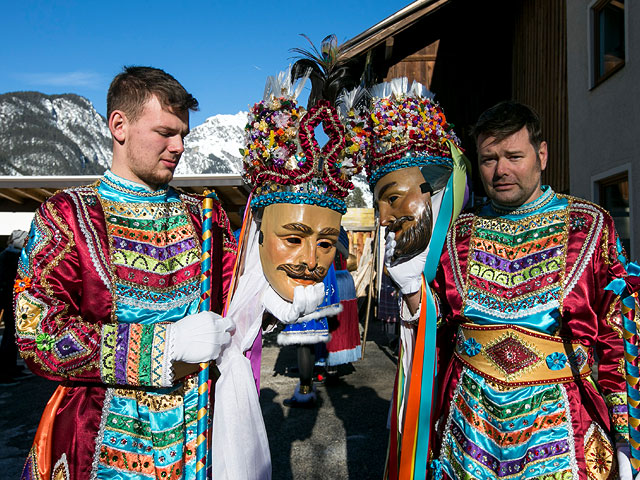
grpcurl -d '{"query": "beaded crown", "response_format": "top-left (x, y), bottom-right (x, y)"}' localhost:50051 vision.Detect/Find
top-left (241, 67), bottom-right (365, 214)
top-left (361, 78), bottom-right (461, 190)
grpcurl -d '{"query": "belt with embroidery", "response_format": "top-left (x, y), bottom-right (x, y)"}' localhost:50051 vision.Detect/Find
top-left (454, 323), bottom-right (591, 387)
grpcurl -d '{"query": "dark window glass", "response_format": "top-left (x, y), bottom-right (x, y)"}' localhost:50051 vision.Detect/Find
top-left (598, 172), bottom-right (630, 255)
top-left (593, 0), bottom-right (625, 84)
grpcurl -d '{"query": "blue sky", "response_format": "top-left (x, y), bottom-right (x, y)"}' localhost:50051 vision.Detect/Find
top-left (2, 1), bottom-right (410, 125)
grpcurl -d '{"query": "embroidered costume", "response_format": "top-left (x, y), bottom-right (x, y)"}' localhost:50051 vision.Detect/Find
top-left (432, 186), bottom-right (629, 479)
top-left (16, 171), bottom-right (236, 480)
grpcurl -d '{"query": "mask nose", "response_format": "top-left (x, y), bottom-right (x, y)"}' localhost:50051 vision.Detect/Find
top-left (298, 241), bottom-right (318, 270)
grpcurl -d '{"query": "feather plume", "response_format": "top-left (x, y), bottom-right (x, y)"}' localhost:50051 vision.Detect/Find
top-left (389, 77), bottom-right (409, 97)
top-left (290, 34), bottom-right (357, 107)
top-left (263, 65), bottom-right (311, 101)
top-left (410, 80), bottom-right (435, 100)
top-left (336, 86), bottom-right (370, 117)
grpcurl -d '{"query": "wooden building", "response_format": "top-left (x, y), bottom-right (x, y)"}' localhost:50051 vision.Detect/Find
top-left (342, 0), bottom-right (569, 196)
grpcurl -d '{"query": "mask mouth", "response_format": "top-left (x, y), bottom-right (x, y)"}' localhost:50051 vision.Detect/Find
top-left (277, 264), bottom-right (327, 282)
top-left (388, 208), bottom-right (433, 265)
top-left (387, 216), bottom-right (414, 234)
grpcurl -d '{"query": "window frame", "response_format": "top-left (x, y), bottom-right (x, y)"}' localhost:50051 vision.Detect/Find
top-left (590, 0), bottom-right (626, 88)
top-left (591, 163), bottom-right (633, 259)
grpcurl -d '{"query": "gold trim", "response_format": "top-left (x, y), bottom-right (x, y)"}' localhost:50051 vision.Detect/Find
top-left (456, 324), bottom-right (591, 387)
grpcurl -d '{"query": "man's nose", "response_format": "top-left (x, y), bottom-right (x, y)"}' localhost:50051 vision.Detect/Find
top-left (494, 158), bottom-right (509, 177)
top-left (168, 135), bottom-right (185, 155)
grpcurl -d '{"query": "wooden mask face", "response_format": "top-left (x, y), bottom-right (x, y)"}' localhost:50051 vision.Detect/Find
top-left (259, 203), bottom-right (342, 301)
top-left (374, 166), bottom-right (433, 264)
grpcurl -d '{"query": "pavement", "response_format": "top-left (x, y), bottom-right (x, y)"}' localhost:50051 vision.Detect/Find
top-left (0, 316), bottom-right (397, 479)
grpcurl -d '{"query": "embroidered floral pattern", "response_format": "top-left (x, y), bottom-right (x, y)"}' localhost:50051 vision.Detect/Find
top-left (36, 332), bottom-right (55, 351)
top-left (546, 352), bottom-right (568, 370)
top-left (463, 338), bottom-right (482, 356)
top-left (13, 276), bottom-right (31, 293)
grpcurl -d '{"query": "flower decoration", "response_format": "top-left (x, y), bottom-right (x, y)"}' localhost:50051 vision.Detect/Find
top-left (242, 66), bottom-right (362, 214)
top-left (36, 332), bottom-right (55, 352)
top-left (242, 96), bottom-right (303, 181)
top-left (14, 276), bottom-right (32, 293)
top-left (546, 352), bottom-right (568, 370)
top-left (463, 338), bottom-right (482, 357)
top-left (361, 78), bottom-right (461, 189)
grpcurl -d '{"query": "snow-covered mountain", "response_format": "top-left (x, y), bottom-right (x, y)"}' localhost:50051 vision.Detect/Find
top-left (0, 92), bottom-right (111, 175)
top-left (0, 91), bottom-right (370, 206)
top-left (178, 112), bottom-right (247, 175)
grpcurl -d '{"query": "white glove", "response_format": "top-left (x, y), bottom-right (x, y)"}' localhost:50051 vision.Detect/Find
top-left (617, 445), bottom-right (640, 480)
top-left (262, 283), bottom-right (325, 324)
top-left (170, 311), bottom-right (235, 363)
top-left (385, 231), bottom-right (428, 295)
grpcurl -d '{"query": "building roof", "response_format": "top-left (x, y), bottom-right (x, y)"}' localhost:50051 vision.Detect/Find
top-left (342, 0), bottom-right (451, 58)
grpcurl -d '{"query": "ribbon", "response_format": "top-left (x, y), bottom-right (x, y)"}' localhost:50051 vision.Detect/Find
top-left (608, 261), bottom-right (640, 475)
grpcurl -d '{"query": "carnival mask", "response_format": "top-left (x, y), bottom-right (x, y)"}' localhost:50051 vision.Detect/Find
top-left (375, 166), bottom-right (434, 264)
top-left (258, 202), bottom-right (342, 301)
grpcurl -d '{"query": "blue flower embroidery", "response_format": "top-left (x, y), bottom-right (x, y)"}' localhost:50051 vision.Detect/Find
top-left (546, 352), bottom-right (568, 370)
top-left (430, 459), bottom-right (443, 480)
top-left (463, 338), bottom-right (482, 357)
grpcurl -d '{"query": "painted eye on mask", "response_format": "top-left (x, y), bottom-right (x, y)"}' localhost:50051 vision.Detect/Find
top-left (318, 240), bottom-right (335, 250)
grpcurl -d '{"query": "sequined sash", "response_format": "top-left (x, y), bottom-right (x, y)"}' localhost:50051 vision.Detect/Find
top-left (455, 323), bottom-right (591, 386)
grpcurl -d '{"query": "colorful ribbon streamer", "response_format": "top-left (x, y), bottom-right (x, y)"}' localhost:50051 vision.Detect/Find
top-left (385, 145), bottom-right (468, 479)
top-left (196, 191), bottom-right (217, 480)
top-left (606, 261), bottom-right (640, 475)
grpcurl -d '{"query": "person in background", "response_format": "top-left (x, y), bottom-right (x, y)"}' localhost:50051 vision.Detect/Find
top-left (0, 229), bottom-right (28, 385)
top-left (432, 101), bottom-right (633, 479)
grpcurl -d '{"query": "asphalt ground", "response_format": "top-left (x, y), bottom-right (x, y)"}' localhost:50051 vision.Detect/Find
top-left (0, 315), bottom-right (397, 479)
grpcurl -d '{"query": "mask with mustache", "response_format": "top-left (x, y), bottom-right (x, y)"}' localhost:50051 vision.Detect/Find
top-left (277, 264), bottom-right (327, 282)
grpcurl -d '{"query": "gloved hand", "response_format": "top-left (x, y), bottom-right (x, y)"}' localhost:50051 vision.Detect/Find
top-left (385, 231), bottom-right (428, 295)
top-left (170, 311), bottom-right (235, 363)
top-left (617, 444), bottom-right (640, 480)
top-left (262, 283), bottom-right (325, 324)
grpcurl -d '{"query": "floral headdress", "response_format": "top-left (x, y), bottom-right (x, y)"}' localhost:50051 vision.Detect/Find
top-left (242, 36), bottom-right (365, 214)
top-left (362, 78), bottom-right (461, 190)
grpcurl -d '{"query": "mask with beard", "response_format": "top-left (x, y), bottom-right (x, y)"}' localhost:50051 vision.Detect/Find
top-left (387, 205), bottom-right (433, 265)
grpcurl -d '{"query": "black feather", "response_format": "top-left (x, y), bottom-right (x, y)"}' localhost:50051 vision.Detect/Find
top-left (290, 34), bottom-right (358, 107)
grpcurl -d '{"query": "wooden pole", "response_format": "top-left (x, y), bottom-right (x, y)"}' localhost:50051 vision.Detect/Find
top-left (361, 222), bottom-right (379, 358)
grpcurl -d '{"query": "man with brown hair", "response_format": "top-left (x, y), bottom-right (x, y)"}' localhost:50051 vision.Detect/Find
top-left (16, 66), bottom-right (236, 479)
top-left (431, 101), bottom-right (633, 479)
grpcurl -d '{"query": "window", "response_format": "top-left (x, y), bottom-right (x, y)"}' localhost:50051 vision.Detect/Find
top-left (592, 0), bottom-right (625, 85)
top-left (597, 171), bottom-right (630, 255)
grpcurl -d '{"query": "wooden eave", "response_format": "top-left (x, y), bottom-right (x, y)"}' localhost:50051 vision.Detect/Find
top-left (0, 174), bottom-right (251, 229)
top-left (342, 0), bottom-right (452, 59)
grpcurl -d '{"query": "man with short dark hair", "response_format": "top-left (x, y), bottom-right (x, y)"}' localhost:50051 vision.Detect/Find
top-left (16, 66), bottom-right (237, 479)
top-left (431, 101), bottom-right (632, 479)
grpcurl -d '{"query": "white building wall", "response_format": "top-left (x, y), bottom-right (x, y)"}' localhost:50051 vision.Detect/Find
top-left (567, 1), bottom-right (640, 259)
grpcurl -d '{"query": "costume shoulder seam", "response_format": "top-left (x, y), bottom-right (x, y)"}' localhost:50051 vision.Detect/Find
top-left (41, 183), bottom-right (98, 205)
top-left (560, 193), bottom-right (611, 218)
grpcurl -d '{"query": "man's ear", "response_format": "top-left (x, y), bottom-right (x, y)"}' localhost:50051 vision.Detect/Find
top-left (538, 141), bottom-right (548, 172)
top-left (109, 110), bottom-right (127, 143)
